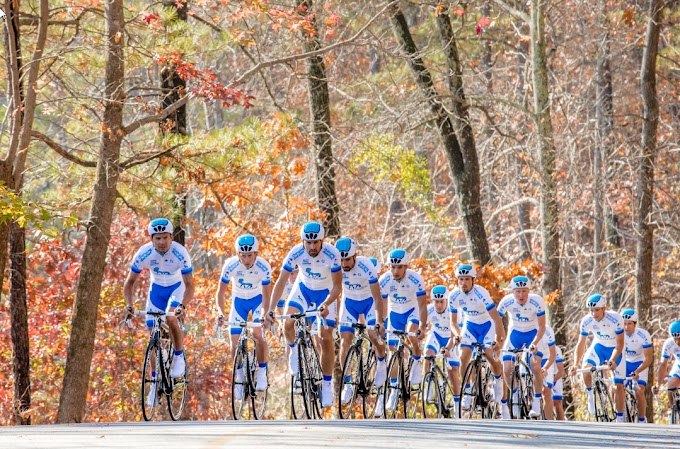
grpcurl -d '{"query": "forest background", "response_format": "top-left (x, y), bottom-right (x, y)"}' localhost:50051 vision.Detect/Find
top-left (0, 0), bottom-right (678, 424)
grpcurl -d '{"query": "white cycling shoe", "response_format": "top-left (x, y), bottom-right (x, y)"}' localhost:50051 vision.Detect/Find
top-left (461, 393), bottom-right (473, 411)
top-left (528, 397), bottom-right (542, 418)
top-left (321, 380), bottom-right (334, 408)
top-left (341, 384), bottom-right (355, 404)
top-left (409, 360), bottom-right (423, 386)
top-left (170, 354), bottom-right (186, 378)
top-left (501, 403), bottom-right (510, 419)
top-left (386, 389), bottom-right (399, 411)
top-left (255, 367), bottom-right (268, 391)
top-left (375, 393), bottom-right (385, 417)
top-left (288, 345), bottom-right (299, 377)
top-left (374, 360), bottom-right (387, 387)
top-left (587, 392), bottom-right (595, 415)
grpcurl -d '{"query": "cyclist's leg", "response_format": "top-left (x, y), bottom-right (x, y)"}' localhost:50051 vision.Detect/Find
top-left (608, 348), bottom-right (625, 417)
top-left (318, 299), bottom-right (336, 378)
top-left (668, 364), bottom-right (680, 409)
top-left (165, 282), bottom-right (186, 351)
top-left (423, 333), bottom-right (440, 374)
top-left (283, 283), bottom-right (307, 345)
top-left (501, 331), bottom-right (519, 400)
top-left (552, 378), bottom-right (565, 420)
top-left (228, 295), bottom-right (250, 359)
top-left (542, 362), bottom-right (555, 419)
top-left (581, 344), bottom-right (599, 388)
top-left (479, 321), bottom-right (501, 376)
top-left (448, 344), bottom-right (461, 398)
top-left (629, 361), bottom-right (647, 421)
top-left (339, 298), bottom-right (361, 365)
top-left (249, 295), bottom-right (268, 365)
top-left (458, 325), bottom-right (476, 385)
top-left (406, 313), bottom-right (422, 384)
top-left (363, 298), bottom-right (386, 359)
top-left (387, 310), bottom-right (409, 381)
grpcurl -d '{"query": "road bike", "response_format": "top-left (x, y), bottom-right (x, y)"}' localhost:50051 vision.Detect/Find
top-left (503, 347), bottom-right (542, 419)
top-left (577, 366), bottom-right (615, 422)
top-left (623, 376), bottom-right (638, 423)
top-left (421, 352), bottom-right (456, 418)
top-left (459, 342), bottom-right (496, 419)
top-left (383, 330), bottom-right (422, 419)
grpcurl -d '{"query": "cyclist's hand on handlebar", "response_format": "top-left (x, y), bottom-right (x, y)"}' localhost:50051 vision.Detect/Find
top-left (606, 359), bottom-right (617, 371)
top-left (318, 304), bottom-right (329, 318)
top-left (569, 366), bottom-right (578, 377)
top-left (264, 310), bottom-right (276, 326)
top-left (376, 322), bottom-right (385, 335)
top-left (652, 385), bottom-right (659, 395)
top-left (174, 303), bottom-right (186, 318)
top-left (529, 344), bottom-right (537, 355)
top-left (453, 335), bottom-right (461, 346)
top-left (124, 305), bottom-right (134, 320)
top-left (217, 314), bottom-right (225, 326)
top-left (417, 327), bottom-right (426, 340)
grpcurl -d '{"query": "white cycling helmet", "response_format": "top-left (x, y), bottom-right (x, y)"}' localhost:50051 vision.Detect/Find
top-left (235, 234), bottom-right (258, 253)
top-left (301, 221), bottom-right (324, 241)
top-left (335, 237), bottom-right (357, 258)
top-left (388, 248), bottom-right (410, 265)
top-left (620, 308), bottom-right (638, 322)
top-left (510, 275), bottom-right (531, 290)
top-left (455, 264), bottom-right (477, 278)
top-left (148, 218), bottom-right (173, 236)
top-left (586, 294), bottom-right (607, 309)
top-left (368, 257), bottom-right (382, 273)
top-left (431, 285), bottom-right (448, 301)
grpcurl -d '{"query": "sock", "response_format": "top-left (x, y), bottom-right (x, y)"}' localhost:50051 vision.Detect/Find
top-left (616, 412), bottom-right (623, 417)
top-left (413, 355), bottom-right (421, 362)
top-left (174, 349), bottom-right (183, 356)
top-left (151, 371), bottom-right (156, 378)
top-left (534, 393), bottom-right (542, 398)
top-left (258, 362), bottom-right (267, 369)
top-left (586, 387), bottom-right (593, 393)
top-left (378, 356), bottom-right (385, 362)
top-left (454, 396), bottom-right (460, 403)
top-left (501, 399), bottom-right (508, 404)
top-left (494, 375), bottom-right (502, 381)
top-left (390, 377), bottom-right (398, 386)
top-left (323, 375), bottom-right (332, 382)
top-left (289, 343), bottom-right (296, 349)
top-left (345, 375), bottom-right (351, 383)
top-left (639, 417), bottom-right (646, 423)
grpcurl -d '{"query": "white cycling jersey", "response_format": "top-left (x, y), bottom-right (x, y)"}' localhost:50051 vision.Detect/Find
top-left (579, 311), bottom-right (624, 348)
top-left (427, 304), bottom-right (452, 338)
top-left (662, 338), bottom-right (680, 364)
top-left (341, 256), bottom-right (379, 300)
top-left (130, 241), bottom-right (192, 286)
top-left (497, 293), bottom-right (546, 332)
top-left (555, 345), bottom-right (564, 364)
top-left (282, 243), bottom-right (341, 290)
top-left (449, 285), bottom-right (495, 325)
top-left (219, 256), bottom-right (272, 299)
top-left (624, 327), bottom-right (652, 364)
top-left (379, 269), bottom-right (426, 314)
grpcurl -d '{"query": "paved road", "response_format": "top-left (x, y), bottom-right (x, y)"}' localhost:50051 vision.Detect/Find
top-left (1, 419), bottom-right (678, 448)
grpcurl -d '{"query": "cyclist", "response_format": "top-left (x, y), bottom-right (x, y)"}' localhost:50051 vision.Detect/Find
top-left (215, 234), bottom-right (272, 396)
top-left (450, 264), bottom-right (506, 411)
top-left (124, 218), bottom-right (194, 408)
top-left (539, 324), bottom-right (557, 419)
top-left (654, 320), bottom-right (680, 415)
top-left (571, 294), bottom-right (626, 422)
top-left (424, 285), bottom-right (461, 417)
top-left (497, 275), bottom-right (546, 419)
top-left (621, 308), bottom-right (653, 423)
top-left (378, 248), bottom-right (428, 413)
top-left (335, 237), bottom-right (387, 404)
top-left (551, 345), bottom-right (566, 420)
top-left (269, 221), bottom-right (342, 409)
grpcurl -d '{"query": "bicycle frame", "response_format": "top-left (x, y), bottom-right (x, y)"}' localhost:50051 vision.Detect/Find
top-left (577, 365), bottom-right (615, 422)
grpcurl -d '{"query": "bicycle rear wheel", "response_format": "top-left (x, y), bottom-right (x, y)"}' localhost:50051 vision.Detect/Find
top-left (141, 342), bottom-right (160, 421)
top-left (168, 351), bottom-right (187, 421)
top-left (362, 347), bottom-right (380, 419)
top-left (460, 360), bottom-right (481, 419)
top-left (339, 346), bottom-right (360, 419)
top-left (624, 388), bottom-right (637, 423)
top-left (231, 346), bottom-right (249, 420)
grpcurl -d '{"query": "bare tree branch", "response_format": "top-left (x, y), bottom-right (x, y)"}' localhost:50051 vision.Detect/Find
top-left (31, 131), bottom-right (97, 167)
top-left (121, 143), bottom-right (186, 169)
top-left (122, 93), bottom-right (192, 135)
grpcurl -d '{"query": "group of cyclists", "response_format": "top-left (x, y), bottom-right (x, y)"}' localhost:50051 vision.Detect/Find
top-left (124, 218), bottom-right (680, 422)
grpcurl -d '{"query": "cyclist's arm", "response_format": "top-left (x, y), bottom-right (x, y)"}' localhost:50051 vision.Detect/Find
top-left (417, 294), bottom-right (428, 334)
top-left (123, 271), bottom-right (140, 308)
top-left (532, 314), bottom-right (546, 348)
top-left (489, 307), bottom-right (505, 341)
top-left (261, 282), bottom-right (272, 318)
top-left (573, 334), bottom-right (587, 368)
top-left (215, 280), bottom-right (230, 317)
top-left (181, 272), bottom-right (195, 308)
top-left (610, 332), bottom-right (624, 365)
top-left (451, 312), bottom-right (461, 339)
top-left (637, 346), bottom-right (654, 373)
top-left (555, 361), bottom-right (565, 381)
top-left (656, 357), bottom-right (669, 388)
top-left (370, 282), bottom-right (385, 324)
top-left (270, 268), bottom-right (291, 313)
top-left (322, 270), bottom-right (342, 308)
top-left (543, 344), bottom-right (557, 372)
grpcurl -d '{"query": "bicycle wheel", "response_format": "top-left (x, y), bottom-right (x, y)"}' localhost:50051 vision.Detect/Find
top-left (671, 397), bottom-right (680, 424)
top-left (594, 380), bottom-right (615, 422)
top-left (250, 355), bottom-right (268, 420)
top-left (301, 343), bottom-right (324, 419)
top-left (231, 346), bottom-right (249, 420)
top-left (624, 388), bottom-right (637, 423)
top-left (436, 367), bottom-right (455, 418)
top-left (362, 346), bottom-right (380, 419)
top-left (460, 360), bottom-right (481, 419)
top-left (384, 351), bottom-right (404, 419)
top-left (290, 373), bottom-right (307, 420)
top-left (141, 341), bottom-right (161, 421)
top-left (422, 371), bottom-right (442, 418)
top-left (339, 346), bottom-right (360, 419)
top-left (168, 351), bottom-right (187, 421)
top-left (481, 362), bottom-right (498, 419)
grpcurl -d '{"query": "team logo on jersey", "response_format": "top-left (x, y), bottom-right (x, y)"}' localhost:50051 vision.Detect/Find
top-left (305, 267), bottom-right (322, 279)
top-left (515, 313), bottom-right (530, 323)
top-left (344, 281), bottom-right (362, 290)
top-left (238, 278), bottom-right (255, 289)
top-left (153, 267), bottom-right (172, 276)
top-left (595, 331), bottom-right (613, 340)
top-left (150, 260), bottom-right (159, 266)
top-left (393, 294), bottom-right (407, 304)
top-left (625, 348), bottom-right (637, 356)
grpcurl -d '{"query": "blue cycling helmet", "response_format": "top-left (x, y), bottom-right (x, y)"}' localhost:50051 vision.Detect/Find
top-left (455, 264), bottom-right (477, 278)
top-left (335, 237), bottom-right (357, 258)
top-left (368, 257), bottom-right (382, 273)
top-left (235, 234), bottom-right (258, 253)
top-left (669, 321), bottom-right (680, 338)
top-left (620, 308), bottom-right (638, 322)
top-left (586, 294), bottom-right (607, 309)
top-left (148, 218), bottom-right (173, 236)
top-left (510, 275), bottom-right (531, 290)
top-left (389, 248), bottom-right (410, 265)
top-left (431, 285), bottom-right (448, 301)
top-left (301, 221), bottom-right (324, 241)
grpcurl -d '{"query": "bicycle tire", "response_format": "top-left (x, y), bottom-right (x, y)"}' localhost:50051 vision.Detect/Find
top-left (290, 372), bottom-right (307, 420)
top-left (231, 346), bottom-right (249, 420)
top-left (436, 366), bottom-right (456, 418)
top-left (304, 342), bottom-right (324, 419)
top-left (168, 350), bottom-right (187, 421)
top-left (594, 380), bottom-right (615, 422)
top-left (362, 346), bottom-right (380, 419)
top-left (671, 395), bottom-right (679, 425)
top-left (339, 345), bottom-right (360, 419)
top-left (141, 341), bottom-right (160, 421)
top-left (250, 347), bottom-right (268, 420)
top-left (624, 388), bottom-right (637, 423)
top-left (481, 362), bottom-right (497, 419)
top-left (422, 371), bottom-right (442, 418)
top-left (384, 350), bottom-right (404, 419)
top-left (459, 359), bottom-right (481, 419)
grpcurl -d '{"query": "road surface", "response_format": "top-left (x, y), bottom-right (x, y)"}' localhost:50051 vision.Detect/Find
top-left (1, 419), bottom-right (678, 448)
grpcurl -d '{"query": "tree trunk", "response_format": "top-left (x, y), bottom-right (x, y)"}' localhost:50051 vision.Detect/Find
top-left (389, 3), bottom-right (490, 265)
top-left (57, 0), bottom-right (125, 423)
top-left (635, 0), bottom-right (663, 424)
top-left (516, 35), bottom-right (533, 262)
top-left (9, 221), bottom-right (30, 425)
top-left (530, 0), bottom-right (562, 338)
top-left (296, 0), bottom-right (341, 239)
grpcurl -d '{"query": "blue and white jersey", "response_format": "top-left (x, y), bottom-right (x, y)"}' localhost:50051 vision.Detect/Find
top-left (130, 241), bottom-right (192, 287)
top-left (662, 338), bottom-right (680, 364)
top-left (624, 327), bottom-right (652, 364)
top-left (427, 305), bottom-right (452, 338)
top-left (379, 269), bottom-right (426, 314)
top-left (580, 311), bottom-right (624, 348)
top-left (341, 256), bottom-right (379, 301)
top-left (448, 285), bottom-right (495, 325)
top-left (555, 345), bottom-right (564, 364)
top-left (542, 324), bottom-right (556, 347)
top-left (219, 256), bottom-right (272, 300)
top-left (497, 293), bottom-right (546, 332)
top-left (282, 243), bottom-right (341, 290)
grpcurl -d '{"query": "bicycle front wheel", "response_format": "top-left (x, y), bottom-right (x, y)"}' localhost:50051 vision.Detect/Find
top-left (231, 346), bottom-right (248, 420)
top-left (624, 388), bottom-right (637, 423)
top-left (384, 351), bottom-right (404, 419)
top-left (594, 380), bottom-right (615, 422)
top-left (339, 346), bottom-right (360, 419)
top-left (168, 351), bottom-right (187, 421)
top-left (250, 355), bottom-right (268, 420)
top-left (141, 341), bottom-right (161, 421)
top-left (460, 360), bottom-right (480, 419)
top-left (362, 347), bottom-right (380, 419)
top-left (671, 397), bottom-right (680, 424)
top-left (422, 371), bottom-right (442, 418)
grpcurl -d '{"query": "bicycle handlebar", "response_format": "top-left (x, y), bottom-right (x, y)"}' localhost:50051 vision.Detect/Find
top-left (222, 321), bottom-right (262, 328)
top-left (390, 330), bottom-right (419, 337)
top-left (276, 311), bottom-right (320, 320)
top-left (577, 365), bottom-right (609, 373)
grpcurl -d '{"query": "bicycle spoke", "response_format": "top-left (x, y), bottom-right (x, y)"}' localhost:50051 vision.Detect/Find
top-left (141, 342), bottom-right (160, 422)
top-left (167, 351), bottom-right (187, 421)
top-left (339, 346), bottom-right (360, 419)
top-left (231, 347), bottom-right (248, 420)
